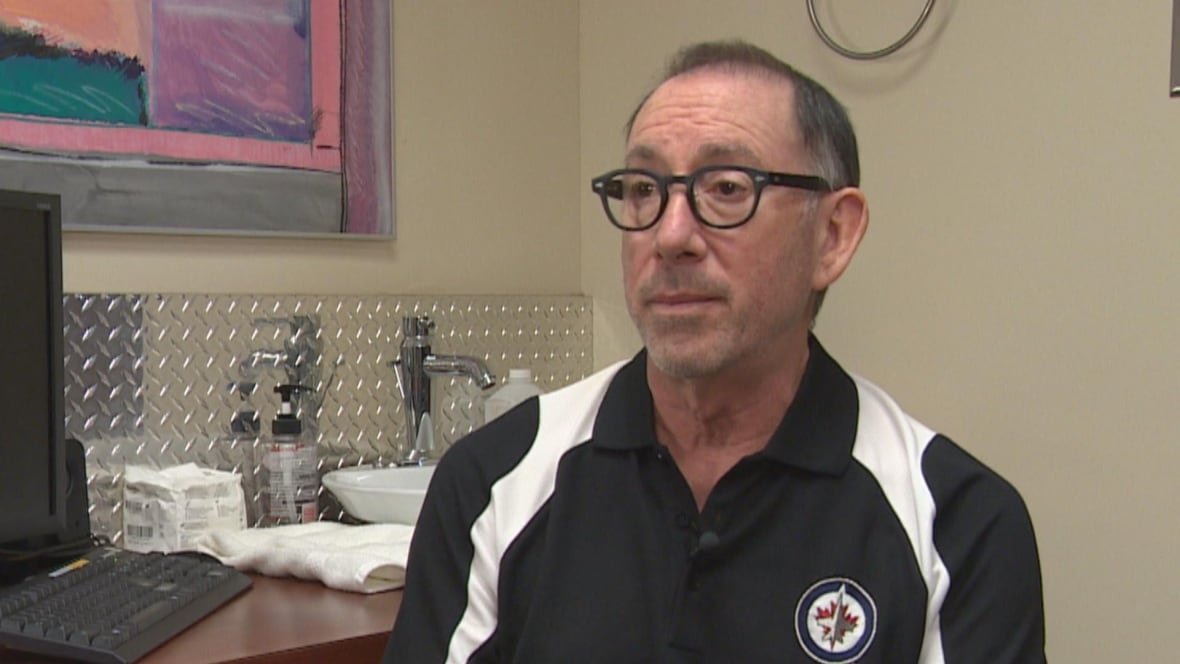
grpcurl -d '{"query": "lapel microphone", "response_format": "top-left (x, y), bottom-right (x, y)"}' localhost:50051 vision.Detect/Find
top-left (690, 530), bottom-right (720, 560)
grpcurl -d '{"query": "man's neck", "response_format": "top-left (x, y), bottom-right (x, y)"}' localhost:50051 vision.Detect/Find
top-left (648, 336), bottom-right (811, 509)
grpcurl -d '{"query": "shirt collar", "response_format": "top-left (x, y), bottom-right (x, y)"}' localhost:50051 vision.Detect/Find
top-left (591, 335), bottom-right (858, 477)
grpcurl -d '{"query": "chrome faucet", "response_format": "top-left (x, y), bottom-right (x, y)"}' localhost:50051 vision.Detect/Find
top-left (391, 314), bottom-right (496, 465)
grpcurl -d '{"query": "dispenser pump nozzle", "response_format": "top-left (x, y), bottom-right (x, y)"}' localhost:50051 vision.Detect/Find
top-left (272, 383), bottom-right (309, 435)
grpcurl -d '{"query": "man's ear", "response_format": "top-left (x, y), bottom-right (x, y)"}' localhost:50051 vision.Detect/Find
top-left (812, 187), bottom-right (869, 291)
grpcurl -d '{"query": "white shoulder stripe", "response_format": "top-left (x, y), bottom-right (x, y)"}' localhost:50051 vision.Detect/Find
top-left (445, 360), bottom-right (628, 662)
top-left (849, 374), bottom-right (949, 664)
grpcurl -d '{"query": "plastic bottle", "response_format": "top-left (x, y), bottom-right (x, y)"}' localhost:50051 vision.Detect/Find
top-left (258, 384), bottom-right (318, 526)
top-left (483, 369), bottom-right (544, 423)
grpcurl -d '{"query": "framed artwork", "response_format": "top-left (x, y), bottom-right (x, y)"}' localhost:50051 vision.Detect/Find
top-left (1173, 0), bottom-right (1180, 96)
top-left (0, 0), bottom-right (393, 236)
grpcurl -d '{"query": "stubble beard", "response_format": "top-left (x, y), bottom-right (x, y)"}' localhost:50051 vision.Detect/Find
top-left (638, 314), bottom-right (738, 379)
top-left (627, 270), bottom-right (741, 380)
top-left (627, 263), bottom-right (810, 381)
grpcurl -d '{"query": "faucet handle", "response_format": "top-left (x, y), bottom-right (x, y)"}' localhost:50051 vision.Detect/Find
top-left (402, 314), bottom-right (435, 339)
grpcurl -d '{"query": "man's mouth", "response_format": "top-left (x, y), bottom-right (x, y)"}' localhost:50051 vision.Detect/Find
top-left (647, 292), bottom-right (722, 309)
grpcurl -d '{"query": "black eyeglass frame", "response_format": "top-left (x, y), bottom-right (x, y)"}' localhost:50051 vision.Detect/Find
top-left (590, 165), bottom-right (832, 231)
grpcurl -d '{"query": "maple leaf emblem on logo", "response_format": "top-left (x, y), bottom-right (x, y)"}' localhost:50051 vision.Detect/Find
top-left (813, 584), bottom-right (860, 649)
top-left (796, 578), bottom-right (877, 661)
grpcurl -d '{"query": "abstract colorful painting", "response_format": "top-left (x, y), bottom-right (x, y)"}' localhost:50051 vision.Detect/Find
top-left (0, 0), bottom-right (149, 123)
top-left (0, 0), bottom-right (391, 236)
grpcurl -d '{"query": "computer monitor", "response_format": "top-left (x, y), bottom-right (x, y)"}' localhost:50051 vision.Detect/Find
top-left (0, 189), bottom-right (66, 548)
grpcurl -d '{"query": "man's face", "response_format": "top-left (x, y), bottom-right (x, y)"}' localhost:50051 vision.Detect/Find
top-left (622, 69), bottom-right (825, 379)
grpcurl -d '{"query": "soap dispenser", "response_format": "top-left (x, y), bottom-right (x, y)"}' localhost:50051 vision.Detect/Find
top-left (258, 383), bottom-right (319, 526)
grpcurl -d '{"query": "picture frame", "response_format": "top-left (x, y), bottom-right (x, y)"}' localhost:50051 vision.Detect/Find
top-left (0, 0), bottom-right (393, 237)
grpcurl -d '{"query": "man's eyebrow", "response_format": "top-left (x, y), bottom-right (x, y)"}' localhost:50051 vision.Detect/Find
top-left (697, 143), bottom-right (760, 163)
top-left (624, 144), bottom-right (658, 165)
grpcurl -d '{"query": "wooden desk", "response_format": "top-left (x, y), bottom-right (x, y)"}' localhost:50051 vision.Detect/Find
top-left (1, 575), bottom-right (402, 663)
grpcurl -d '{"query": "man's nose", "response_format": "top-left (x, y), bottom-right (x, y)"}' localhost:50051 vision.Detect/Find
top-left (652, 186), bottom-right (703, 258)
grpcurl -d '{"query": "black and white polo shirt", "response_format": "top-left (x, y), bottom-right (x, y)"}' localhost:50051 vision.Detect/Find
top-left (385, 336), bottom-right (1045, 663)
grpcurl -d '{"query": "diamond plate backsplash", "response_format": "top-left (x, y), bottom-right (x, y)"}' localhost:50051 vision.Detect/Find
top-left (63, 293), bottom-right (593, 539)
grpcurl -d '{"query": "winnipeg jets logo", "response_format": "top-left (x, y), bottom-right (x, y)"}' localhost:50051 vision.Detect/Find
top-left (795, 577), bottom-right (877, 663)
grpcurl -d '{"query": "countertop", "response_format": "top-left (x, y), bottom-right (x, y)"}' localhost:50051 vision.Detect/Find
top-left (0, 574), bottom-right (402, 663)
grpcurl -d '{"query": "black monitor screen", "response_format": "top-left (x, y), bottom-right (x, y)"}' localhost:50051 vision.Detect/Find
top-left (0, 189), bottom-right (66, 546)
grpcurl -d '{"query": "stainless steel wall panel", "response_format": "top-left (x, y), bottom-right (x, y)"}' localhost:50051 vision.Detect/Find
top-left (61, 294), bottom-right (593, 538)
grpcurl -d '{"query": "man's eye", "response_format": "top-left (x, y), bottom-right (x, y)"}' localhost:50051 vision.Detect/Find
top-left (625, 181), bottom-right (657, 199)
top-left (717, 181), bottom-right (741, 195)
top-left (708, 178), bottom-right (750, 198)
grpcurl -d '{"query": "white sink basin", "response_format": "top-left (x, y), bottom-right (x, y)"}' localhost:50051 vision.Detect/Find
top-left (322, 465), bottom-right (435, 525)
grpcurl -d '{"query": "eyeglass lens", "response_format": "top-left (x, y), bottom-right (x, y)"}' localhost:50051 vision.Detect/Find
top-left (606, 169), bottom-right (759, 229)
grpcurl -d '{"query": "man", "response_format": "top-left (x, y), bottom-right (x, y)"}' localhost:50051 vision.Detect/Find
top-left (386, 40), bottom-right (1045, 663)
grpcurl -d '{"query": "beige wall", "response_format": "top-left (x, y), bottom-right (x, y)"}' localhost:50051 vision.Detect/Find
top-left (61, 2), bottom-right (582, 296)
top-left (581, 1), bottom-right (1180, 662)
top-left (53, 0), bottom-right (1180, 660)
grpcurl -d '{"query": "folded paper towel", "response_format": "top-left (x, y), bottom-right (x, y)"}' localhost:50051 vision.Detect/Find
top-left (196, 521), bottom-right (414, 594)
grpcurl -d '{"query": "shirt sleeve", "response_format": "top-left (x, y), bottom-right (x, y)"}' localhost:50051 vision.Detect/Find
top-left (383, 441), bottom-right (491, 663)
top-left (923, 435), bottom-right (1047, 663)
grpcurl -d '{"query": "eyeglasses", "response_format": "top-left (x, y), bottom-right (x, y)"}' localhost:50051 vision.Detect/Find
top-left (590, 165), bottom-right (832, 231)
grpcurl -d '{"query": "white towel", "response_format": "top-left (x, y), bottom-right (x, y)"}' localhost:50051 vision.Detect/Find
top-left (196, 521), bottom-right (414, 594)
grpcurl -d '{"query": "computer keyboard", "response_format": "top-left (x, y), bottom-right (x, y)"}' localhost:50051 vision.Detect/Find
top-left (0, 546), bottom-right (251, 663)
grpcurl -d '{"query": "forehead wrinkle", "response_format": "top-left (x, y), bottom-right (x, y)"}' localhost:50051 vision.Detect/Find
top-left (625, 142), bottom-right (762, 170)
top-left (625, 71), bottom-right (801, 172)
